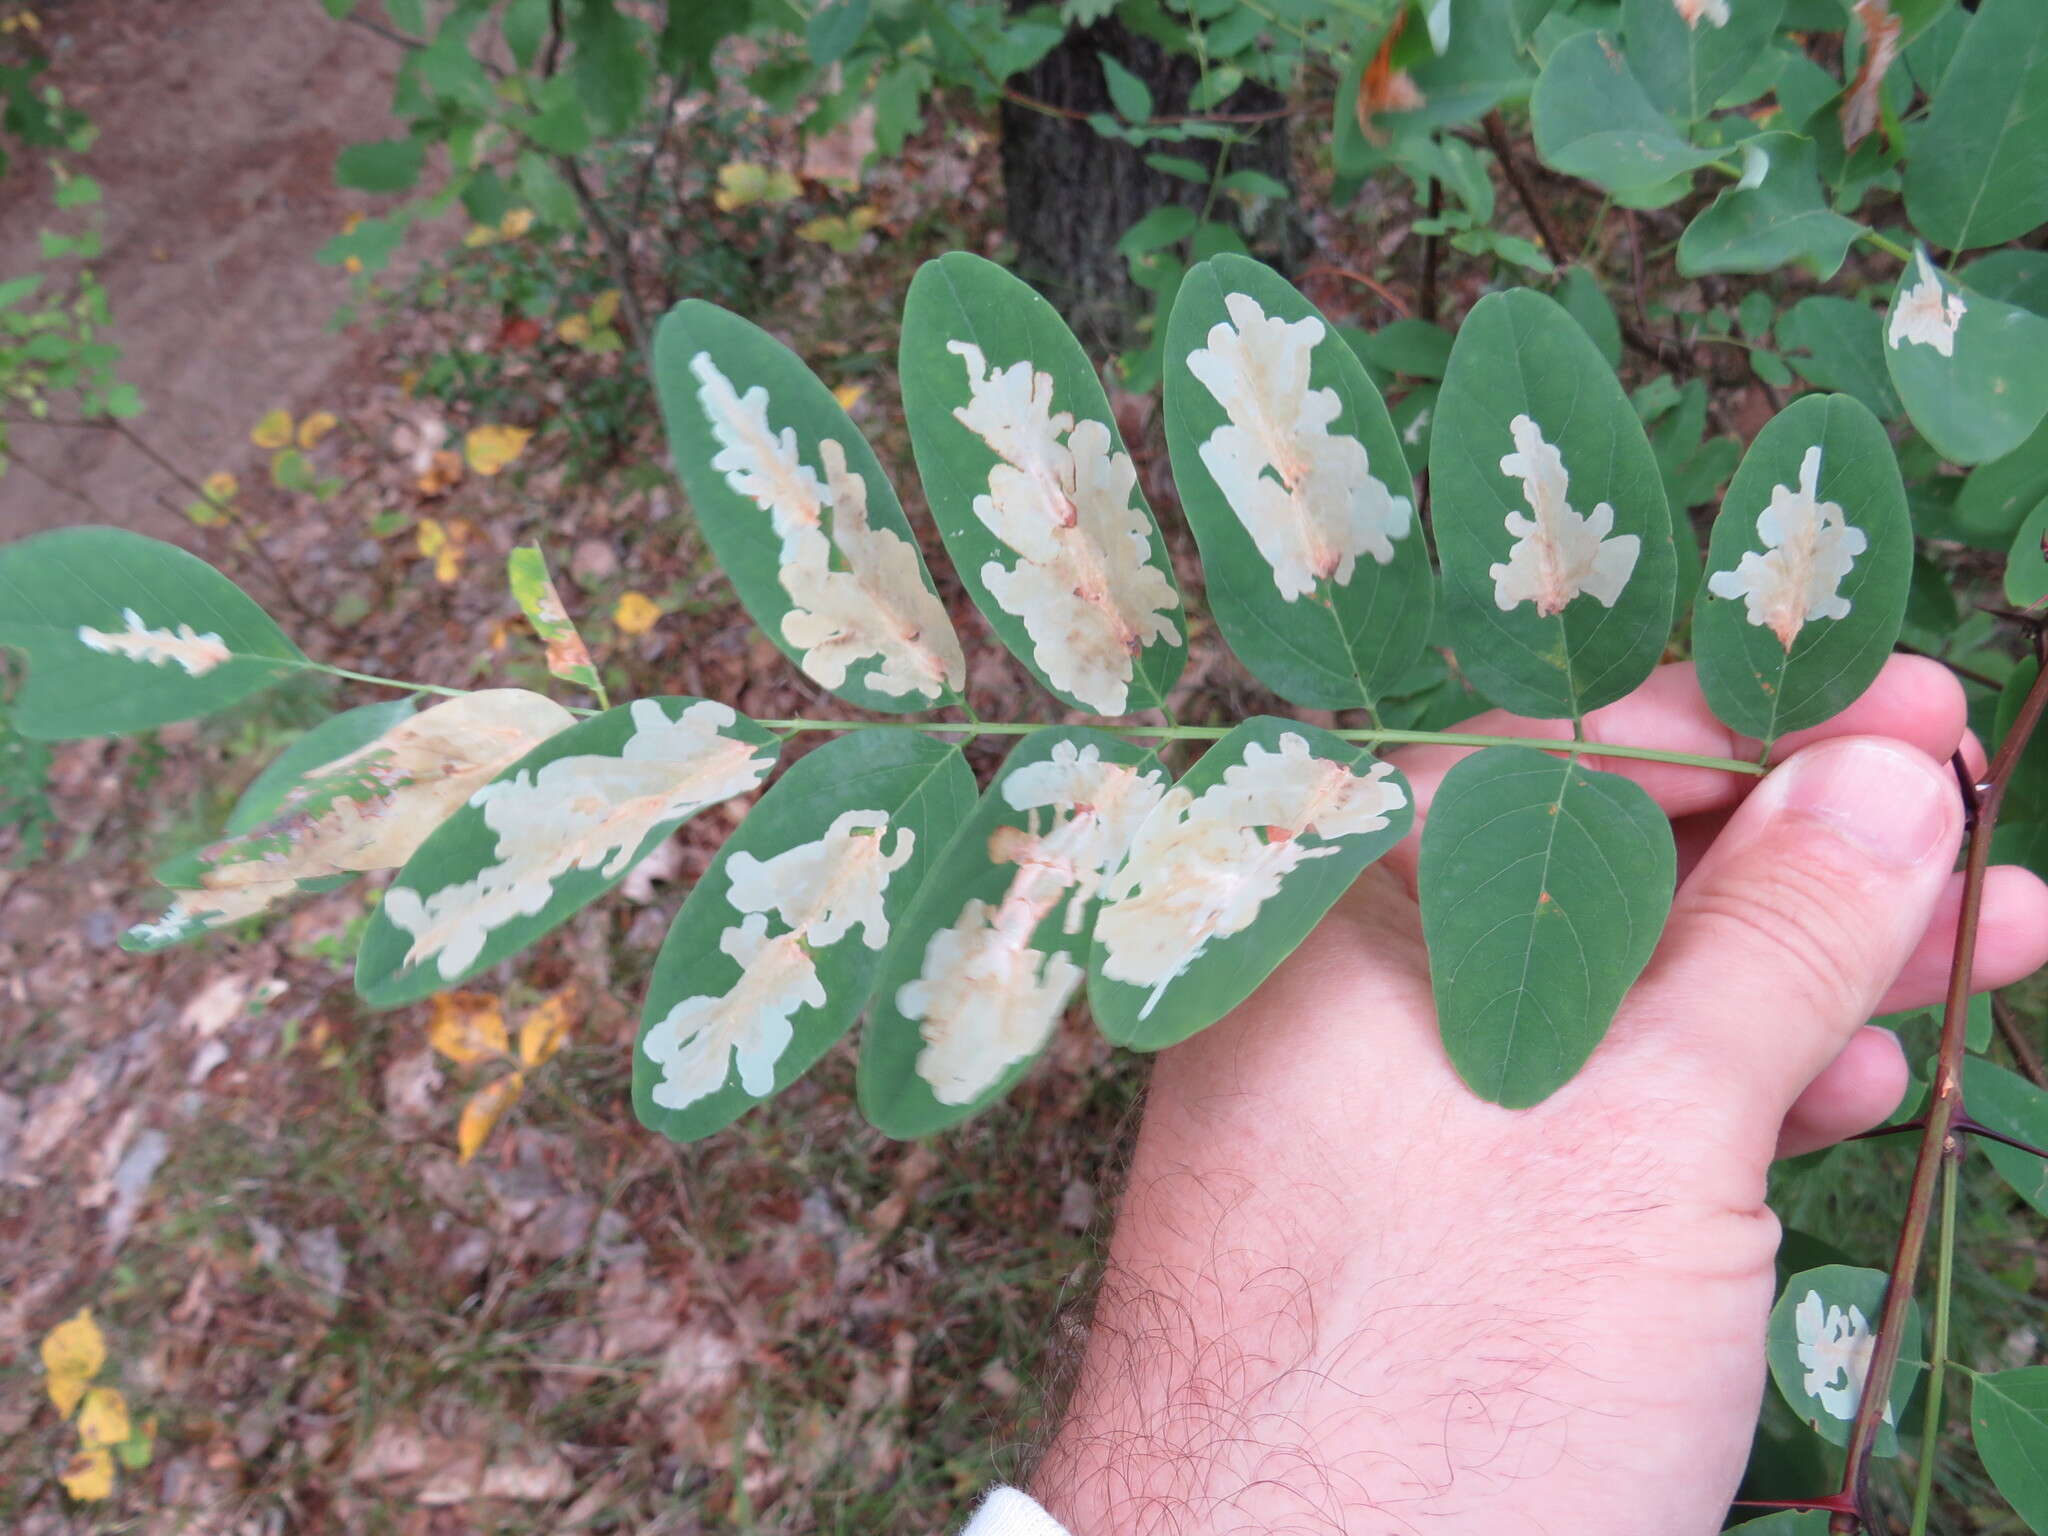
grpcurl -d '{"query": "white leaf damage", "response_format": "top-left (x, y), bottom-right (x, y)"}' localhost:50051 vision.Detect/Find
top-left (78, 608), bottom-right (233, 677)
top-left (1096, 734), bottom-right (1404, 1018)
top-left (642, 808), bottom-right (914, 1111)
top-left (946, 340), bottom-right (1180, 714)
top-left (1489, 414), bottom-right (1641, 617)
top-left (1794, 1289), bottom-right (1891, 1424)
top-left (1672, 0), bottom-right (1731, 28)
top-left (1706, 444), bottom-right (1866, 650)
top-left (1184, 291), bottom-right (1413, 601)
top-left (1887, 248), bottom-right (1966, 358)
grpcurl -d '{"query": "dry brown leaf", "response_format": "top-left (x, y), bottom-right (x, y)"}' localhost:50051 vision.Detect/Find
top-left (1842, 0), bottom-right (1902, 151)
top-left (429, 993), bottom-right (510, 1064)
top-left (1357, 14), bottom-right (1424, 146)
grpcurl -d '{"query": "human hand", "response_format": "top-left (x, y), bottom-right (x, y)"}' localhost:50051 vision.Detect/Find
top-left (1031, 657), bottom-right (2048, 1536)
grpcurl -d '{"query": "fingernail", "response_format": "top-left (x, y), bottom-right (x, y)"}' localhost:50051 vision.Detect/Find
top-left (1771, 741), bottom-right (1953, 868)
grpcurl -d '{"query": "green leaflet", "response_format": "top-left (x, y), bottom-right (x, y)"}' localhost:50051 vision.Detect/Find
top-left (859, 728), bottom-right (1167, 1139)
top-left (1957, 420), bottom-right (2048, 546)
top-left (1775, 296), bottom-right (1901, 421)
top-left (1620, 0), bottom-right (1785, 124)
top-left (1694, 395), bottom-right (1911, 742)
top-left (1963, 1057), bottom-right (2048, 1217)
top-left (1676, 135), bottom-right (1859, 281)
top-left (1766, 1264), bottom-right (1923, 1457)
top-left (1087, 716), bottom-right (1412, 1051)
top-left (1972, 1368), bottom-right (2048, 1534)
top-left (1418, 745), bottom-right (1675, 1107)
top-left (356, 697), bottom-right (780, 1007)
top-left (506, 545), bottom-right (601, 694)
top-left (1531, 31), bottom-right (1727, 196)
top-left (1162, 255), bottom-right (1434, 712)
top-left (635, 730), bottom-right (975, 1144)
top-left (0, 527), bottom-right (306, 740)
top-left (2008, 496), bottom-right (2048, 610)
top-left (1964, 250), bottom-right (2048, 317)
top-left (900, 251), bottom-right (1186, 717)
top-left (652, 299), bottom-right (967, 714)
top-left (1884, 248), bottom-right (2048, 466)
top-left (1554, 265), bottom-right (1621, 370)
top-left (1903, 0), bottom-right (2048, 251)
top-left (1432, 287), bottom-right (1678, 720)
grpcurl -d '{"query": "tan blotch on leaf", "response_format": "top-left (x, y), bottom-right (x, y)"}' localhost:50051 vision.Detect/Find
top-left (1096, 735), bottom-right (1405, 1018)
top-left (41, 1308), bottom-right (106, 1418)
top-left (1489, 414), bottom-right (1640, 617)
top-left (945, 340), bottom-right (1180, 714)
top-left (905, 743), bottom-right (1166, 1105)
top-left (383, 699), bottom-right (777, 982)
top-left (643, 809), bottom-right (914, 1110)
top-left (128, 691), bottom-right (574, 948)
top-left (78, 609), bottom-right (232, 677)
top-left (1186, 291), bottom-right (1413, 600)
top-left (691, 352), bottom-right (964, 699)
top-left (1707, 445), bottom-right (1866, 650)
top-left (1888, 248), bottom-right (1967, 358)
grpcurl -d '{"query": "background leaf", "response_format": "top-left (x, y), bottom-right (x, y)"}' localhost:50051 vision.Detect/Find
top-left (1694, 394), bottom-right (1911, 741)
top-left (1676, 135), bottom-right (1860, 280)
top-left (1902, 0), bottom-right (2048, 251)
top-left (635, 730), bottom-right (974, 1143)
top-left (859, 728), bottom-right (1166, 1138)
top-left (1621, 0), bottom-right (1786, 124)
top-left (1962, 1057), bottom-right (2048, 1216)
top-left (0, 527), bottom-right (307, 740)
top-left (1088, 717), bottom-right (1412, 1050)
top-left (1163, 255), bottom-right (1434, 712)
top-left (1418, 745), bottom-right (1676, 1106)
top-left (1531, 31), bottom-right (1726, 195)
top-left (900, 251), bottom-right (1186, 717)
top-left (1431, 288), bottom-right (1678, 720)
top-left (1972, 1366), bottom-right (2048, 1532)
top-left (1886, 253), bottom-right (2048, 466)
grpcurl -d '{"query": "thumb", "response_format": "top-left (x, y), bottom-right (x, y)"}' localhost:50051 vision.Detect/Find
top-left (1619, 736), bottom-right (1963, 1122)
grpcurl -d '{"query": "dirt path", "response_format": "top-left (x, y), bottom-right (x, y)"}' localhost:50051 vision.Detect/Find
top-left (0, 0), bottom-right (411, 540)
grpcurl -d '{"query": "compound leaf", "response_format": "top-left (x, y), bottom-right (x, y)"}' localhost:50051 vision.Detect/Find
top-left (635, 729), bottom-right (974, 1143)
top-left (357, 698), bottom-right (779, 1006)
top-left (653, 300), bottom-right (967, 714)
top-left (1695, 394), bottom-right (1911, 741)
top-left (1088, 717), bottom-right (1411, 1050)
top-left (0, 527), bottom-right (306, 740)
top-left (1766, 1264), bottom-right (1921, 1456)
top-left (1163, 255), bottom-right (1433, 712)
top-left (1432, 288), bottom-right (1678, 720)
top-left (859, 728), bottom-right (1168, 1138)
top-left (901, 251), bottom-right (1186, 717)
top-left (1419, 745), bottom-right (1675, 1107)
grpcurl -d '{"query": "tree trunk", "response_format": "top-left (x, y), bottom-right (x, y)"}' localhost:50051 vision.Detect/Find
top-left (999, 20), bottom-right (1300, 356)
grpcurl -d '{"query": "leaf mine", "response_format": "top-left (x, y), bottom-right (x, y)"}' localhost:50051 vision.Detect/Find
top-left (1706, 445), bottom-right (1866, 649)
top-left (903, 742), bottom-right (1166, 1105)
top-left (1795, 1289), bottom-right (1891, 1424)
top-left (643, 808), bottom-right (914, 1109)
top-left (78, 608), bottom-right (232, 677)
top-left (946, 339), bottom-right (1181, 714)
top-left (1184, 291), bottom-right (1413, 600)
top-left (1673, 0), bottom-right (1731, 27)
top-left (1887, 248), bottom-right (1967, 358)
top-left (1490, 413), bottom-right (1641, 616)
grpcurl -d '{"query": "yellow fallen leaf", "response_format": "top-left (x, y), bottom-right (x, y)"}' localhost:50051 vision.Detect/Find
top-left (458, 1072), bottom-right (524, 1162)
top-left (60, 1445), bottom-right (114, 1501)
top-left (76, 1387), bottom-right (130, 1449)
top-left (296, 411), bottom-right (339, 449)
top-left (463, 223), bottom-right (497, 248)
top-left (557, 313), bottom-right (592, 345)
top-left (518, 988), bottom-right (574, 1067)
top-left (465, 424), bottom-right (533, 476)
top-left (832, 383), bottom-right (866, 413)
top-left (201, 471), bottom-right (238, 503)
top-left (428, 991), bottom-right (509, 1064)
top-left (499, 207), bottom-right (535, 239)
top-left (250, 409), bottom-right (294, 449)
top-left (41, 1309), bottom-right (104, 1418)
top-left (589, 289), bottom-right (621, 327)
top-left (416, 448), bottom-right (464, 497)
top-left (340, 212), bottom-right (366, 274)
top-left (713, 161), bottom-right (800, 211)
top-left (613, 591), bottom-right (661, 636)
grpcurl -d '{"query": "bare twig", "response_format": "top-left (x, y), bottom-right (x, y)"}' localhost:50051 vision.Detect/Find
top-left (1419, 176), bottom-right (1444, 324)
top-left (554, 155), bottom-right (652, 356)
top-left (1299, 263), bottom-right (1410, 319)
top-left (1000, 85), bottom-right (1299, 126)
top-left (1994, 995), bottom-right (2048, 1091)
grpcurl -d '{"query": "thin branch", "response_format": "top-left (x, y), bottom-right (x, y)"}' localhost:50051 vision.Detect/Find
top-left (1994, 995), bottom-right (2048, 1092)
top-left (1419, 176), bottom-right (1444, 324)
top-left (1000, 85), bottom-right (1299, 126)
top-left (1298, 263), bottom-right (1410, 318)
top-left (554, 154), bottom-right (651, 357)
top-left (627, 69), bottom-right (690, 237)
top-left (1893, 638), bottom-right (2005, 692)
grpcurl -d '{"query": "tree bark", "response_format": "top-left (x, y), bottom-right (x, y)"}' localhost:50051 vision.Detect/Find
top-left (999, 19), bottom-right (1299, 355)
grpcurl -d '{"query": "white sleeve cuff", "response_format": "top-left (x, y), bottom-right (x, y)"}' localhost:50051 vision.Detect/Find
top-left (957, 1486), bottom-right (1072, 1535)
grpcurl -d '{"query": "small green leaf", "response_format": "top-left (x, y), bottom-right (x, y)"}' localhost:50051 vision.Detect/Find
top-left (0, 527), bottom-right (306, 740)
top-left (1677, 134), bottom-right (1859, 280)
top-left (1972, 1367), bottom-right (2048, 1533)
top-left (1776, 296), bottom-right (1900, 419)
top-left (570, 0), bottom-right (650, 137)
top-left (1694, 395), bottom-right (1912, 741)
top-left (1162, 256), bottom-right (1434, 711)
top-left (1554, 265), bottom-right (1621, 369)
top-left (1766, 1264), bottom-right (1922, 1455)
top-left (1885, 248), bottom-right (2048, 465)
top-left (335, 137), bottom-right (424, 194)
top-left (1419, 745), bottom-right (1675, 1107)
top-left (1959, 420), bottom-right (2048, 546)
top-left (1117, 204), bottom-right (1198, 256)
top-left (859, 728), bottom-right (1167, 1138)
top-left (1087, 717), bottom-right (1412, 1050)
top-left (635, 729), bottom-right (974, 1143)
top-left (1431, 287), bottom-right (1678, 719)
top-left (900, 252), bottom-right (1186, 717)
top-left (806, 0), bottom-right (871, 65)
top-left (1532, 31), bottom-right (1727, 194)
top-left (1351, 317), bottom-right (1456, 379)
top-left (1721, 1516), bottom-right (1829, 1535)
top-left (356, 698), bottom-right (779, 1007)
top-left (1621, 0), bottom-right (1786, 124)
top-left (1903, 0), bottom-right (2048, 251)
top-left (2007, 495), bottom-right (2048, 610)
top-left (652, 300), bottom-right (966, 714)
top-left (1099, 54), bottom-right (1154, 122)
top-left (1963, 1057), bottom-right (2048, 1216)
